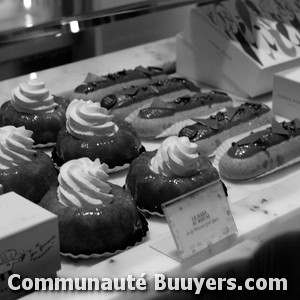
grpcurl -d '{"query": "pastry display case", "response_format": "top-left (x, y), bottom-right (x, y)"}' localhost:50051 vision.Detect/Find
top-left (1, 0), bottom-right (300, 299)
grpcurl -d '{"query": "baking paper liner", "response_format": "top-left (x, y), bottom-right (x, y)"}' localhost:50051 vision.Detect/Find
top-left (60, 212), bottom-right (149, 259)
top-left (107, 164), bottom-right (129, 173)
top-left (213, 124), bottom-right (300, 181)
top-left (33, 142), bottom-right (56, 149)
top-left (139, 207), bottom-right (165, 218)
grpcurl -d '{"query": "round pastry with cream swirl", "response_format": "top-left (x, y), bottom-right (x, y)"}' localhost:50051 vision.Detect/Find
top-left (125, 136), bottom-right (219, 215)
top-left (53, 99), bottom-right (144, 170)
top-left (39, 157), bottom-right (148, 256)
top-left (0, 126), bottom-right (58, 203)
top-left (0, 79), bottom-right (69, 147)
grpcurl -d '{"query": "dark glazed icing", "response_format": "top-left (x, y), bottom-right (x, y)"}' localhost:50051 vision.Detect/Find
top-left (101, 77), bottom-right (199, 110)
top-left (74, 66), bottom-right (164, 94)
top-left (138, 90), bottom-right (231, 119)
top-left (39, 184), bottom-right (148, 255)
top-left (0, 152), bottom-right (58, 204)
top-left (125, 150), bottom-right (219, 215)
top-left (179, 102), bottom-right (270, 141)
top-left (227, 119), bottom-right (300, 159)
top-left (0, 95), bottom-right (69, 145)
top-left (53, 119), bottom-right (144, 168)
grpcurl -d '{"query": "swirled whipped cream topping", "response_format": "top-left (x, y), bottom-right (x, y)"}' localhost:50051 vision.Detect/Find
top-left (57, 157), bottom-right (114, 208)
top-left (151, 136), bottom-right (199, 177)
top-left (11, 79), bottom-right (57, 114)
top-left (66, 99), bottom-right (117, 140)
top-left (0, 126), bottom-right (36, 169)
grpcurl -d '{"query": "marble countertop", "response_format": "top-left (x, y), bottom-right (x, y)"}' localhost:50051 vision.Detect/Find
top-left (1, 37), bottom-right (300, 299)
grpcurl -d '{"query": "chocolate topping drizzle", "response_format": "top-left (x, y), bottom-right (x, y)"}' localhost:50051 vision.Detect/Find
top-left (138, 90), bottom-right (231, 119)
top-left (74, 66), bottom-right (165, 94)
top-left (191, 117), bottom-right (219, 130)
top-left (226, 106), bottom-right (242, 121)
top-left (228, 119), bottom-right (300, 159)
top-left (101, 78), bottom-right (199, 110)
top-left (179, 102), bottom-right (269, 141)
top-left (134, 65), bottom-right (163, 76)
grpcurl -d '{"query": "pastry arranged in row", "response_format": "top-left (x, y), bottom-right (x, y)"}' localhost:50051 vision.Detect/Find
top-left (219, 119), bottom-right (300, 181)
top-left (52, 99), bottom-right (144, 171)
top-left (0, 126), bottom-right (57, 203)
top-left (0, 79), bottom-right (69, 147)
top-left (179, 102), bottom-right (272, 155)
top-left (125, 136), bottom-right (219, 215)
top-left (70, 64), bottom-right (174, 101)
top-left (127, 90), bottom-right (233, 139)
top-left (101, 77), bottom-right (199, 120)
top-left (39, 157), bottom-right (148, 256)
top-left (0, 72), bottom-right (233, 150)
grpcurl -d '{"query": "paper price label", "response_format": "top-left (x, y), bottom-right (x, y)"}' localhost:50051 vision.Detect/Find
top-left (162, 180), bottom-right (237, 261)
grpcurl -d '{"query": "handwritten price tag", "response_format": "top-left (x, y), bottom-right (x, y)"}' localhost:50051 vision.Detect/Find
top-left (162, 180), bottom-right (237, 261)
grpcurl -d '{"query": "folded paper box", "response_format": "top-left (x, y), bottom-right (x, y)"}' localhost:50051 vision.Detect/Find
top-left (179, 0), bottom-right (300, 98)
top-left (176, 33), bottom-right (248, 98)
top-left (273, 67), bottom-right (300, 120)
top-left (0, 192), bottom-right (60, 299)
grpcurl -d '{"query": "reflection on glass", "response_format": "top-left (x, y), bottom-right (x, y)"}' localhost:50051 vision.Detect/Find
top-left (0, 0), bottom-right (210, 44)
top-left (23, 0), bottom-right (32, 10)
top-left (70, 20), bottom-right (80, 33)
top-left (25, 14), bottom-right (33, 28)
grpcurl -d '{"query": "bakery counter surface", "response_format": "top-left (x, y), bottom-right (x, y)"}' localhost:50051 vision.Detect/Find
top-left (21, 161), bottom-right (300, 300)
top-left (0, 37), bottom-right (300, 299)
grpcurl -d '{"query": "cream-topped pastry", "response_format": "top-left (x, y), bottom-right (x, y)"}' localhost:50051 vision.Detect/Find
top-left (11, 79), bottom-right (58, 114)
top-left (151, 136), bottom-right (199, 177)
top-left (39, 156), bottom-right (148, 256)
top-left (0, 125), bottom-right (58, 203)
top-left (57, 158), bottom-right (114, 208)
top-left (0, 79), bottom-right (69, 146)
top-left (53, 99), bottom-right (143, 170)
top-left (66, 99), bottom-right (117, 140)
top-left (126, 135), bottom-right (219, 215)
top-left (0, 126), bottom-right (36, 169)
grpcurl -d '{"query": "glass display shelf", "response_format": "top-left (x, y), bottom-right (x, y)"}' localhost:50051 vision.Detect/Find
top-left (0, 0), bottom-right (215, 45)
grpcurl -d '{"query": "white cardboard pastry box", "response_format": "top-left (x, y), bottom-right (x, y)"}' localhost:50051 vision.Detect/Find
top-left (176, 33), bottom-right (248, 98)
top-left (0, 192), bottom-right (61, 299)
top-left (273, 66), bottom-right (300, 120)
top-left (179, 0), bottom-right (300, 98)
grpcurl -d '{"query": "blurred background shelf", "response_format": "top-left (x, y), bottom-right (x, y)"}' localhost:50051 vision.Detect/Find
top-left (0, 0), bottom-right (216, 81)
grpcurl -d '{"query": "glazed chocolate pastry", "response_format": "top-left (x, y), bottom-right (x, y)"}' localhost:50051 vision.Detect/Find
top-left (179, 102), bottom-right (272, 154)
top-left (219, 119), bottom-right (300, 180)
top-left (53, 99), bottom-right (144, 171)
top-left (0, 79), bottom-right (69, 147)
top-left (0, 126), bottom-right (58, 203)
top-left (126, 136), bottom-right (219, 215)
top-left (127, 90), bottom-right (233, 139)
top-left (40, 158), bottom-right (148, 256)
top-left (101, 77), bottom-right (199, 120)
top-left (69, 64), bottom-right (175, 101)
